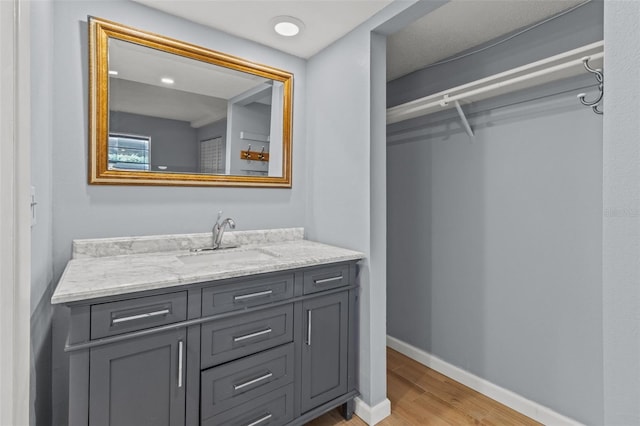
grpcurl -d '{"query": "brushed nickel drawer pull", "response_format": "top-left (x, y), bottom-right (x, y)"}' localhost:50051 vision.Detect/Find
top-left (177, 340), bottom-right (184, 388)
top-left (234, 290), bottom-right (273, 301)
top-left (245, 413), bottom-right (272, 426)
top-left (111, 309), bottom-right (170, 325)
top-left (233, 372), bottom-right (273, 391)
top-left (307, 310), bottom-right (312, 346)
top-left (314, 275), bottom-right (342, 285)
top-left (233, 328), bottom-right (272, 342)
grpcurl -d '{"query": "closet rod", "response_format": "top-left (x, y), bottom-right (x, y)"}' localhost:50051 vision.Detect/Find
top-left (392, 52), bottom-right (604, 122)
top-left (387, 41), bottom-right (604, 125)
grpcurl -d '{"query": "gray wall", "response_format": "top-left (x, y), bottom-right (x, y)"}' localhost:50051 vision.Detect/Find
top-left (30, 0), bottom-right (54, 424)
top-left (227, 102), bottom-right (271, 175)
top-left (50, 2), bottom-right (306, 423)
top-left (305, 0), bottom-right (446, 410)
top-left (306, 26), bottom-right (379, 405)
top-left (110, 111), bottom-right (199, 172)
top-left (197, 118), bottom-right (226, 144)
top-left (386, 3), bottom-right (604, 424)
top-left (51, 0), bottom-right (306, 273)
top-left (602, 2), bottom-right (640, 424)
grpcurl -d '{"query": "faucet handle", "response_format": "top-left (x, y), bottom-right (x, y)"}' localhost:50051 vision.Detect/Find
top-left (215, 210), bottom-right (223, 226)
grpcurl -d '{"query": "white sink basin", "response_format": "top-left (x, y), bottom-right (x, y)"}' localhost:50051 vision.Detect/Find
top-left (177, 248), bottom-right (276, 266)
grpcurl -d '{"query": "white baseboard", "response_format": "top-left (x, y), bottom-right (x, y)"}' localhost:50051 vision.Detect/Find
top-left (386, 335), bottom-right (584, 426)
top-left (354, 397), bottom-right (391, 425)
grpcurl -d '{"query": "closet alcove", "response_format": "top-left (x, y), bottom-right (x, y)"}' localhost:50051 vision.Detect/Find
top-left (385, 1), bottom-right (604, 424)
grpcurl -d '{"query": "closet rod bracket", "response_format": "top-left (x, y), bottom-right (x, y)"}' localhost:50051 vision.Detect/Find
top-left (441, 95), bottom-right (475, 138)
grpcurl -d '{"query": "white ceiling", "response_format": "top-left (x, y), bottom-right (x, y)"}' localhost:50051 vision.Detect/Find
top-left (109, 38), bottom-right (272, 127)
top-left (109, 38), bottom-right (269, 99)
top-left (133, 0), bottom-right (394, 59)
top-left (133, 0), bottom-right (585, 81)
top-left (387, 0), bottom-right (585, 80)
top-left (110, 79), bottom-right (230, 127)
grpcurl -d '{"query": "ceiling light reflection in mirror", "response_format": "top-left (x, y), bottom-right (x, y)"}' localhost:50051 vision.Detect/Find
top-left (107, 38), bottom-right (283, 178)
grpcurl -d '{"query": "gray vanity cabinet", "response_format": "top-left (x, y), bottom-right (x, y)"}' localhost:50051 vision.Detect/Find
top-left (64, 261), bottom-right (359, 426)
top-left (89, 328), bottom-right (187, 426)
top-left (300, 291), bottom-right (349, 413)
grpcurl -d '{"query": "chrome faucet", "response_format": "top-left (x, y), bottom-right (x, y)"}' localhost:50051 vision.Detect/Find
top-left (212, 211), bottom-right (236, 249)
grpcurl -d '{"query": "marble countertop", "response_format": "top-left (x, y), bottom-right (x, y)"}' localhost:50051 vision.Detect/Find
top-left (51, 229), bottom-right (364, 304)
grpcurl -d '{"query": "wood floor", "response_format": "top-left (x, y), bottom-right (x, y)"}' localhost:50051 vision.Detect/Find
top-left (307, 348), bottom-right (541, 426)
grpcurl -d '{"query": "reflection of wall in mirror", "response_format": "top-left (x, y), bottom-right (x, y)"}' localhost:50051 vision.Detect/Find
top-left (110, 111), bottom-right (199, 173)
top-left (226, 86), bottom-right (272, 177)
top-left (268, 81), bottom-right (284, 178)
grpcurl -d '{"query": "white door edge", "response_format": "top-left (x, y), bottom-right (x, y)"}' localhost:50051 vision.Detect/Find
top-left (0, 0), bottom-right (31, 424)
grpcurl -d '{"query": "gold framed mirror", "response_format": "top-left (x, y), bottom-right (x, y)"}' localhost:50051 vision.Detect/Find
top-left (89, 17), bottom-right (293, 187)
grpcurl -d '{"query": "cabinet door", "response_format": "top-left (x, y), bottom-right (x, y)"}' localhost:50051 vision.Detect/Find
top-left (89, 329), bottom-right (186, 426)
top-left (301, 291), bottom-right (349, 413)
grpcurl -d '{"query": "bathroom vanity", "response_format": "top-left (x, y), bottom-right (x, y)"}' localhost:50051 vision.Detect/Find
top-left (52, 229), bottom-right (363, 426)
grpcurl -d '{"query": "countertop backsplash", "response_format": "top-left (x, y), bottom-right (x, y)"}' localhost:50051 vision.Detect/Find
top-left (72, 227), bottom-right (305, 259)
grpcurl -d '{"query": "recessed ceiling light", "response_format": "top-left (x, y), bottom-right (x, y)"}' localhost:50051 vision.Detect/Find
top-left (272, 16), bottom-right (304, 37)
top-left (108, 70), bottom-right (118, 76)
top-left (161, 77), bottom-right (174, 85)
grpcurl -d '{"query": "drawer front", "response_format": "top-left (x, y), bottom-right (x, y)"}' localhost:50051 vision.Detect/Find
top-left (90, 292), bottom-right (187, 339)
top-left (201, 343), bottom-right (294, 420)
top-left (201, 304), bottom-right (293, 368)
top-left (303, 264), bottom-right (350, 295)
top-left (201, 384), bottom-right (294, 426)
top-left (202, 273), bottom-right (294, 316)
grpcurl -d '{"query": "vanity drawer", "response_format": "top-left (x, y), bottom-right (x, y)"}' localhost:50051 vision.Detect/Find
top-left (201, 304), bottom-right (294, 368)
top-left (303, 264), bottom-right (350, 295)
top-left (201, 343), bottom-right (294, 420)
top-left (202, 273), bottom-right (294, 316)
top-left (201, 383), bottom-right (294, 426)
top-left (90, 292), bottom-right (187, 339)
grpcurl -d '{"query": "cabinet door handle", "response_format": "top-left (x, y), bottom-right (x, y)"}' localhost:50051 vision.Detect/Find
top-left (111, 308), bottom-right (170, 324)
top-left (307, 309), bottom-right (312, 346)
top-left (233, 328), bottom-right (272, 342)
top-left (177, 340), bottom-right (184, 388)
top-left (245, 413), bottom-right (272, 426)
top-left (233, 371), bottom-right (273, 391)
top-left (314, 275), bottom-right (342, 285)
top-left (234, 289), bottom-right (273, 301)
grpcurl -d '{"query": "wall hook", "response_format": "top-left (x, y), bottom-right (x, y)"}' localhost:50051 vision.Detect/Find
top-left (240, 145), bottom-right (269, 161)
top-left (577, 56), bottom-right (603, 115)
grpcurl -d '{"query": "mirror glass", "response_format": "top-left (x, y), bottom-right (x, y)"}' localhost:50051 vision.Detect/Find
top-left (89, 17), bottom-right (293, 187)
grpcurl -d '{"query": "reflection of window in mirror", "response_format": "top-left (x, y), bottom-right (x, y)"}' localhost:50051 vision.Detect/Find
top-left (108, 134), bottom-right (150, 171)
top-left (200, 137), bottom-right (224, 174)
